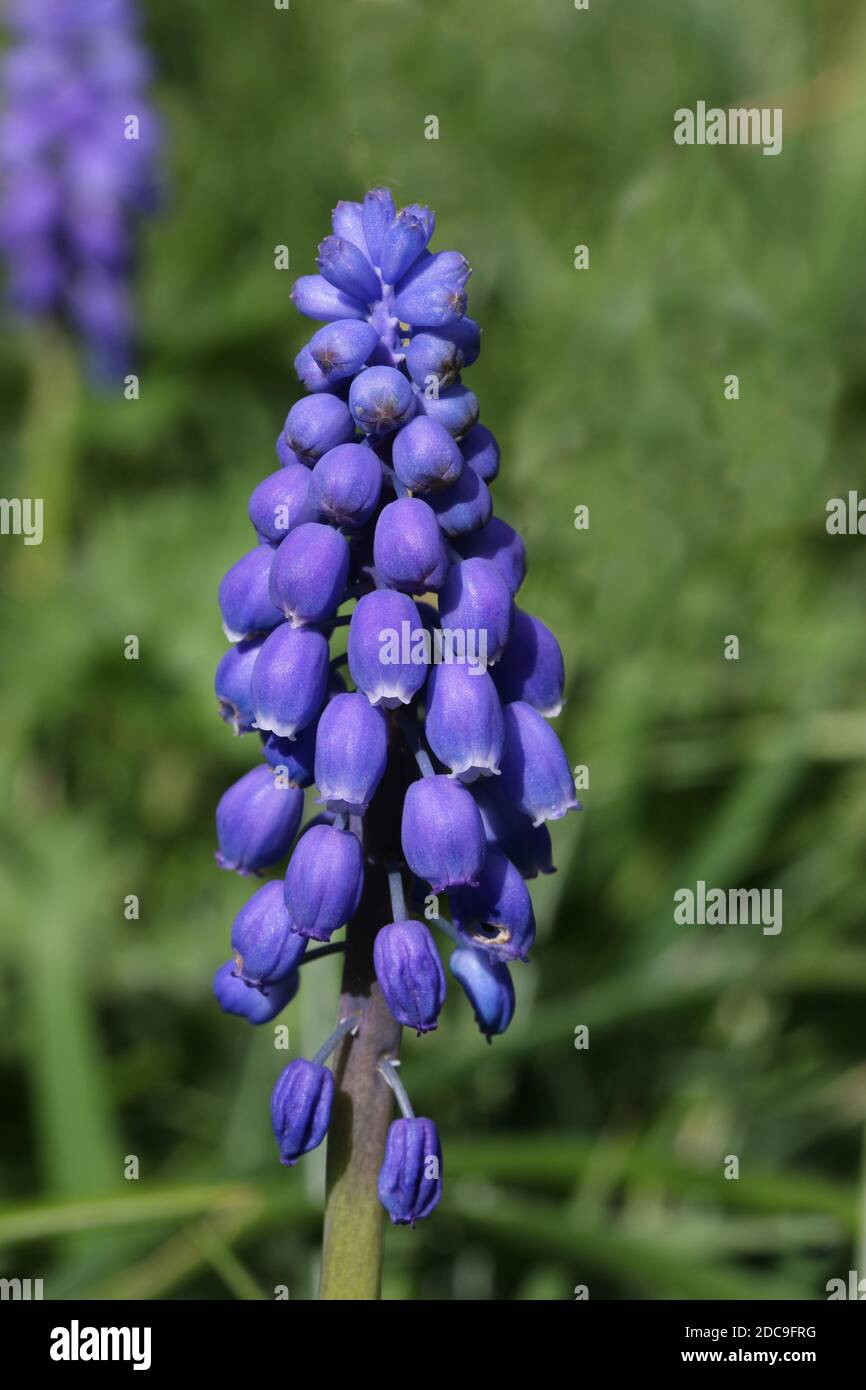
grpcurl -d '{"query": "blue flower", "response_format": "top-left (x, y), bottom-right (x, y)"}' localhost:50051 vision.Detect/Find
top-left (378, 1117), bottom-right (443, 1224)
top-left (271, 1059), bottom-right (334, 1166)
top-left (373, 921), bottom-right (446, 1034)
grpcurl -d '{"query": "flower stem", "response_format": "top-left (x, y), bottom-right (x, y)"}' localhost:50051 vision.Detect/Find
top-left (319, 863), bottom-right (402, 1300)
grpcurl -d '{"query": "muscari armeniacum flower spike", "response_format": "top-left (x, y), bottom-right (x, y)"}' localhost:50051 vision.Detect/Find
top-left (0, 0), bottom-right (161, 380)
top-left (211, 187), bottom-right (580, 1247)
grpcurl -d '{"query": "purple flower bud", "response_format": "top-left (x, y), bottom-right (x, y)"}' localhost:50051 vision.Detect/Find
top-left (268, 521), bottom-right (350, 627)
top-left (449, 847), bottom-right (536, 962)
top-left (494, 609), bottom-right (565, 716)
top-left (291, 273), bottom-right (366, 323)
top-left (427, 465), bottom-right (492, 537)
top-left (231, 879), bottom-right (308, 987)
top-left (213, 960), bottom-right (299, 1025)
top-left (373, 920), bottom-right (446, 1034)
top-left (284, 824), bottom-right (364, 941)
top-left (405, 332), bottom-right (463, 391)
top-left (449, 947), bottom-right (515, 1039)
top-left (214, 636), bottom-right (265, 735)
top-left (438, 557), bottom-right (513, 666)
top-left (317, 235), bottom-right (380, 304)
top-left (348, 589), bottom-right (428, 708)
top-left (392, 415), bottom-right (463, 493)
top-left (425, 315), bottom-right (481, 368)
top-left (248, 463), bottom-right (316, 546)
top-left (499, 700), bottom-right (580, 826)
top-left (260, 721), bottom-right (318, 788)
top-left (361, 186), bottom-right (396, 268)
top-left (219, 545), bottom-right (284, 643)
top-left (215, 764), bottom-right (304, 876)
top-left (331, 199), bottom-right (369, 255)
top-left (283, 393), bottom-right (355, 465)
top-left (393, 250), bottom-right (470, 327)
top-left (250, 622), bottom-right (330, 739)
top-left (314, 692), bottom-right (388, 813)
top-left (460, 422), bottom-right (500, 481)
top-left (294, 343), bottom-right (344, 394)
top-left (308, 318), bottom-right (380, 381)
top-left (310, 443), bottom-right (382, 527)
top-left (425, 664), bottom-right (504, 782)
top-left (380, 207), bottom-right (433, 285)
top-left (378, 1117), bottom-right (443, 1225)
top-left (421, 382), bottom-right (479, 439)
top-left (349, 365), bottom-right (415, 436)
top-left (373, 497), bottom-right (448, 594)
top-left (454, 515), bottom-right (526, 594)
top-left (271, 1058), bottom-right (334, 1166)
top-left (401, 775), bottom-right (486, 891)
top-left (473, 777), bottom-right (555, 879)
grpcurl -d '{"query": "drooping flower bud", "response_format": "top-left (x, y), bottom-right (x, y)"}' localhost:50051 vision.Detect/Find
top-left (348, 589), bottom-right (427, 708)
top-left (500, 700), bottom-right (580, 825)
top-left (421, 382), bottom-right (479, 439)
top-left (424, 664), bottom-right (504, 782)
top-left (214, 636), bottom-right (266, 735)
top-left (449, 947), bottom-right (515, 1039)
top-left (349, 365), bottom-right (415, 435)
top-left (219, 545), bottom-right (284, 643)
top-left (248, 463), bottom-right (316, 546)
top-left (438, 556), bottom-right (513, 666)
top-left (250, 622), bottom-right (329, 739)
top-left (494, 609), bottom-right (565, 716)
top-left (378, 1117), bottom-right (443, 1225)
top-left (271, 1058), bottom-right (334, 1166)
top-left (283, 393), bottom-right (355, 465)
top-left (284, 823), bottom-right (365, 942)
top-left (392, 416), bottom-right (463, 493)
top-left (449, 846), bottom-right (536, 962)
top-left (473, 777), bottom-right (555, 879)
top-left (401, 775), bottom-right (487, 891)
top-left (291, 273), bottom-right (366, 323)
top-left (393, 250), bottom-right (470, 328)
top-left (405, 332), bottom-right (462, 391)
top-left (316, 235), bottom-right (380, 304)
top-left (215, 764), bottom-right (304, 875)
top-left (268, 521), bottom-right (350, 627)
top-left (230, 879), bottom-right (308, 987)
top-left (427, 464), bottom-right (492, 537)
top-left (294, 343), bottom-right (343, 394)
top-left (213, 960), bottom-right (299, 1025)
top-left (314, 692), bottom-right (388, 814)
top-left (260, 724), bottom-right (317, 787)
top-left (373, 920), bottom-right (446, 1034)
top-left (310, 443), bottom-right (381, 527)
top-left (308, 317), bottom-right (380, 381)
top-left (460, 422), bottom-right (500, 481)
top-left (373, 497), bottom-right (448, 593)
top-left (454, 515), bottom-right (526, 594)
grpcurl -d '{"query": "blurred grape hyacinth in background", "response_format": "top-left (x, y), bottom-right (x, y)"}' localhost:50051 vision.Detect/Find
top-left (0, 0), bottom-right (160, 379)
top-left (211, 188), bottom-right (580, 1291)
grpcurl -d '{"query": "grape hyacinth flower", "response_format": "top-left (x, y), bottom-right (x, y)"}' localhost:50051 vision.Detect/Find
top-left (0, 0), bottom-right (160, 379)
top-left (210, 190), bottom-right (580, 1298)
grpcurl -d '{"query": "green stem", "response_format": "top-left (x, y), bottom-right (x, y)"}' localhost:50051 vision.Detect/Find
top-left (319, 865), bottom-right (402, 1300)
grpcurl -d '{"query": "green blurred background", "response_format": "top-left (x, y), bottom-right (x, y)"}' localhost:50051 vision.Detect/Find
top-left (2, 0), bottom-right (866, 1300)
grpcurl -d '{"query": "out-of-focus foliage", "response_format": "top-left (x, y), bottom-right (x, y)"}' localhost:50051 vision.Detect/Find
top-left (2, 0), bottom-right (866, 1300)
